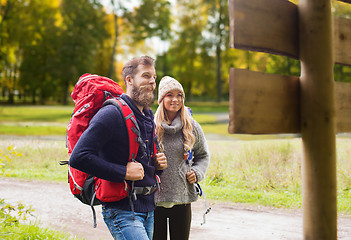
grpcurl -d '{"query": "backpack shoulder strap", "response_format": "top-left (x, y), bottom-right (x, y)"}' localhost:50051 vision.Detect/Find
top-left (152, 127), bottom-right (160, 158)
top-left (103, 98), bottom-right (140, 162)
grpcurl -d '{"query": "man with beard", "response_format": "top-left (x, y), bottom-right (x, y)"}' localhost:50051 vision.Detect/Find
top-left (69, 56), bottom-right (167, 240)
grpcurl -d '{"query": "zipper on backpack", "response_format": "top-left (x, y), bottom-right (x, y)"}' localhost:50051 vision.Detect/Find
top-left (74, 103), bottom-right (90, 116)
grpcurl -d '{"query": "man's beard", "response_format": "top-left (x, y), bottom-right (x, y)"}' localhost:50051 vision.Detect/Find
top-left (131, 85), bottom-right (155, 109)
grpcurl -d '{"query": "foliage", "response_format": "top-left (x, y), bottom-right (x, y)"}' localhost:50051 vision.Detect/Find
top-left (0, 145), bottom-right (22, 176)
top-left (333, 0), bottom-right (351, 83)
top-left (164, 0), bottom-right (210, 101)
top-left (0, 145), bottom-right (26, 229)
top-left (1, 0), bottom-right (108, 105)
top-left (125, 0), bottom-right (171, 41)
top-left (2, 1), bottom-right (351, 104)
top-left (0, 143), bottom-right (77, 239)
top-left (0, 146), bottom-right (73, 240)
top-left (0, 222), bottom-right (81, 240)
top-left (0, 198), bottom-right (79, 240)
top-left (333, 0), bottom-right (351, 18)
top-left (0, 199), bottom-right (33, 227)
top-left (18, 0), bottom-right (61, 104)
top-left (56, 0), bottom-right (108, 104)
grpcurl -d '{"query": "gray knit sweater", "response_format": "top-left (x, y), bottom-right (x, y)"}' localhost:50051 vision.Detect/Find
top-left (155, 115), bottom-right (210, 206)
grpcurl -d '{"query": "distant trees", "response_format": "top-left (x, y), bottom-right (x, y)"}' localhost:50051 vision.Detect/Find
top-left (0, 0), bottom-right (350, 104)
top-left (1, 0), bottom-right (107, 104)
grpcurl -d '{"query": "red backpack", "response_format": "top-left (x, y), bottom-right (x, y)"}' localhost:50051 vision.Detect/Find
top-left (61, 73), bottom-right (157, 227)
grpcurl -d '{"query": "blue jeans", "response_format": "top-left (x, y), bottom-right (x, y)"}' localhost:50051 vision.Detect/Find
top-left (102, 206), bottom-right (154, 240)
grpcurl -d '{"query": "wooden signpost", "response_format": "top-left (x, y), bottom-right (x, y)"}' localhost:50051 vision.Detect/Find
top-left (228, 0), bottom-right (351, 239)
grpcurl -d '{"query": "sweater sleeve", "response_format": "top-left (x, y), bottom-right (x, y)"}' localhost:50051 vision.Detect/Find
top-left (69, 105), bottom-right (128, 182)
top-left (191, 121), bottom-right (210, 182)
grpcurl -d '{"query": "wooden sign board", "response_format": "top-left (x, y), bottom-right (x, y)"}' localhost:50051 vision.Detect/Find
top-left (229, 0), bottom-right (298, 58)
top-left (334, 17), bottom-right (351, 66)
top-left (228, 68), bottom-right (300, 134)
top-left (335, 82), bottom-right (351, 133)
top-left (229, 1), bottom-right (345, 239)
top-left (229, 68), bottom-right (351, 134)
top-left (229, 0), bottom-right (351, 66)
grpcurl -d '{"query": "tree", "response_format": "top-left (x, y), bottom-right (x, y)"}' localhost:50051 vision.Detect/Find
top-left (57, 0), bottom-right (107, 104)
top-left (124, 0), bottom-right (172, 82)
top-left (102, 0), bottom-right (172, 82)
top-left (202, 0), bottom-right (229, 102)
top-left (125, 0), bottom-right (171, 41)
top-left (0, 0), bottom-right (27, 103)
top-left (19, 0), bottom-right (61, 104)
top-left (166, 0), bottom-right (208, 101)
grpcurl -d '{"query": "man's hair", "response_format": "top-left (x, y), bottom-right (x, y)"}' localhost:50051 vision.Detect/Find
top-left (122, 56), bottom-right (155, 85)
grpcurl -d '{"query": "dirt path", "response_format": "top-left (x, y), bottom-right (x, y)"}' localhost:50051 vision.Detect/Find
top-left (1, 178), bottom-right (351, 240)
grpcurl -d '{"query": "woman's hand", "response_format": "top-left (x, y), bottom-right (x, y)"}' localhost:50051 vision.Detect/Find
top-left (154, 152), bottom-right (167, 170)
top-left (186, 170), bottom-right (197, 184)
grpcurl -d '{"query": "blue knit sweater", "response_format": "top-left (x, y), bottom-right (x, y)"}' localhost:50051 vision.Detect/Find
top-left (69, 94), bottom-right (159, 212)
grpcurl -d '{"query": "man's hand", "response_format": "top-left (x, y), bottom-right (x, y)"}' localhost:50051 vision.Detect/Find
top-left (154, 152), bottom-right (167, 170)
top-left (186, 170), bottom-right (197, 184)
top-left (125, 161), bottom-right (144, 181)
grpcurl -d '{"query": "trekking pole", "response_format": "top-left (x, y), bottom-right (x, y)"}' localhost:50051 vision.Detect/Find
top-left (200, 190), bottom-right (211, 225)
top-left (185, 149), bottom-right (211, 225)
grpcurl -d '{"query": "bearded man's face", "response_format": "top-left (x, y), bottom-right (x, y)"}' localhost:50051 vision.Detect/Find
top-left (129, 64), bottom-right (156, 109)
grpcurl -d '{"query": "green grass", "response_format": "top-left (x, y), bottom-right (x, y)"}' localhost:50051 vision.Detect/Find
top-left (0, 106), bottom-right (73, 123)
top-left (0, 105), bottom-right (72, 136)
top-left (204, 185), bottom-right (301, 209)
top-left (2, 136), bottom-right (351, 216)
top-left (150, 101), bottom-right (229, 113)
top-left (202, 138), bottom-right (351, 213)
top-left (203, 139), bottom-right (303, 208)
top-left (0, 221), bottom-right (81, 240)
top-left (185, 101), bottom-right (229, 113)
top-left (0, 104), bottom-right (230, 136)
top-left (1, 138), bottom-right (69, 182)
top-left (1, 104), bottom-right (351, 218)
top-left (0, 125), bottom-right (67, 136)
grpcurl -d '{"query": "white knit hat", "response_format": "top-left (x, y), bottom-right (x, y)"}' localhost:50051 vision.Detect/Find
top-left (158, 76), bottom-right (185, 104)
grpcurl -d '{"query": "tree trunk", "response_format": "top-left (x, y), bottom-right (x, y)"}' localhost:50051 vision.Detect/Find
top-left (62, 80), bottom-right (69, 105)
top-left (216, 45), bottom-right (222, 102)
top-left (216, 0), bottom-right (224, 102)
top-left (108, 0), bottom-right (119, 80)
top-left (32, 90), bottom-right (36, 104)
top-left (7, 92), bottom-right (14, 104)
top-left (7, 68), bottom-right (15, 104)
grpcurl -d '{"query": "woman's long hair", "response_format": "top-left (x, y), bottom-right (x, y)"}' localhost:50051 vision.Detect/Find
top-left (155, 99), bottom-right (195, 153)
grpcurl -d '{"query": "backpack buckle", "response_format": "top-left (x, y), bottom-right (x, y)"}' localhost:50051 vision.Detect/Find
top-left (143, 187), bottom-right (153, 195)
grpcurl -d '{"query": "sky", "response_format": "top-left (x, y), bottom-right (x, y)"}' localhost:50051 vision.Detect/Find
top-left (100, 0), bottom-right (137, 12)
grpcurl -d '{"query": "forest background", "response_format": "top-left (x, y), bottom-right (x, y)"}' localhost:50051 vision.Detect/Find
top-left (1, 0), bottom-right (351, 106)
top-left (2, 1), bottom-right (351, 238)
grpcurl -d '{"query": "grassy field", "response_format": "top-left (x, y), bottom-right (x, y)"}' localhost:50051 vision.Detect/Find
top-left (0, 103), bottom-right (230, 136)
top-left (1, 104), bottom-right (351, 216)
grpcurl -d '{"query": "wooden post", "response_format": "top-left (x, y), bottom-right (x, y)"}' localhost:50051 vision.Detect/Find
top-left (299, 0), bottom-right (337, 239)
top-left (228, 0), bottom-right (351, 238)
